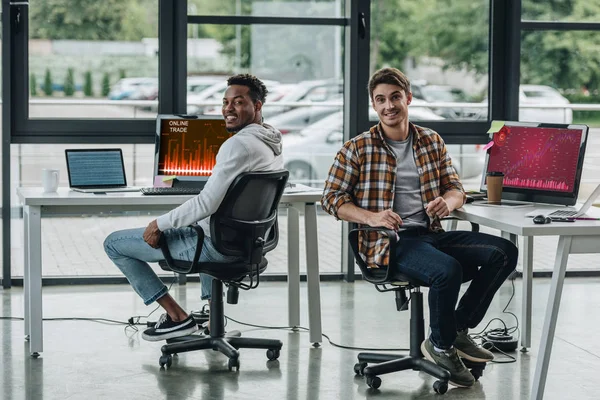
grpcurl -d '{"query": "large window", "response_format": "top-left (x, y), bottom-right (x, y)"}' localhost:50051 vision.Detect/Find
top-left (28, 0), bottom-right (159, 119)
top-left (188, 0), bottom-right (344, 17)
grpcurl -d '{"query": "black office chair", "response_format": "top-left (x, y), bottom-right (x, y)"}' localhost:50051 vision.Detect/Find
top-left (349, 219), bottom-right (482, 395)
top-left (156, 170), bottom-right (289, 371)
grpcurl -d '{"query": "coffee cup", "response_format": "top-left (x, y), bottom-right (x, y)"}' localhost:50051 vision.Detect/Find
top-left (486, 171), bottom-right (504, 203)
top-left (42, 168), bottom-right (60, 193)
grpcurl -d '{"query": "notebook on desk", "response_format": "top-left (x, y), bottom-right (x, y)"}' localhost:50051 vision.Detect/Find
top-left (65, 149), bottom-right (140, 193)
top-left (526, 184), bottom-right (600, 219)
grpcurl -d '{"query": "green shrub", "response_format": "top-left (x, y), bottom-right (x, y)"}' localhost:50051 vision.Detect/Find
top-left (83, 71), bottom-right (93, 97)
top-left (119, 69), bottom-right (126, 80)
top-left (64, 68), bottom-right (75, 96)
top-left (30, 74), bottom-right (37, 96)
top-left (102, 72), bottom-right (111, 97)
top-left (43, 69), bottom-right (53, 96)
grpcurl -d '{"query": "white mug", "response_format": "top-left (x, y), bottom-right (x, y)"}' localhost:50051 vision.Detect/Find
top-left (42, 168), bottom-right (60, 193)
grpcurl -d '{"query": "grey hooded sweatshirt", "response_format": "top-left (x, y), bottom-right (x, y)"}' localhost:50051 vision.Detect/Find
top-left (156, 123), bottom-right (283, 236)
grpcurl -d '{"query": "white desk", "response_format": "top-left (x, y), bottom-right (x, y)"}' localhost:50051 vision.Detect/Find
top-left (453, 203), bottom-right (600, 400)
top-left (17, 187), bottom-right (324, 356)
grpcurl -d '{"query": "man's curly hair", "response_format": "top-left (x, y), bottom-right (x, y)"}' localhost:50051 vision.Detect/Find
top-left (227, 74), bottom-right (268, 104)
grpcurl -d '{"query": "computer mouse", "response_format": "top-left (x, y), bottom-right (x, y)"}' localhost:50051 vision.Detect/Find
top-left (533, 215), bottom-right (552, 225)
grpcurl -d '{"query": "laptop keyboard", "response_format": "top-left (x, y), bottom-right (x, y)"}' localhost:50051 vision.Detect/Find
top-left (549, 210), bottom-right (577, 217)
top-left (140, 187), bottom-right (202, 196)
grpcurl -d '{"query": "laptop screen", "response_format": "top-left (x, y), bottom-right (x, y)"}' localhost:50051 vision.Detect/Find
top-left (66, 149), bottom-right (127, 188)
top-left (480, 121), bottom-right (589, 206)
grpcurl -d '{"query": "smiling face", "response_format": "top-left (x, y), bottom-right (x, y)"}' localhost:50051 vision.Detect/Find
top-left (371, 83), bottom-right (412, 131)
top-left (222, 84), bottom-right (262, 133)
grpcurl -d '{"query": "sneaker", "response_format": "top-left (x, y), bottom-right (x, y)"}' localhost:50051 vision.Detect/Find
top-left (142, 313), bottom-right (198, 342)
top-left (421, 339), bottom-right (475, 388)
top-left (454, 329), bottom-right (494, 363)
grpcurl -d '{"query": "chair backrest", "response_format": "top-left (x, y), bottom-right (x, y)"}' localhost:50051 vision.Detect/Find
top-left (210, 170), bottom-right (289, 264)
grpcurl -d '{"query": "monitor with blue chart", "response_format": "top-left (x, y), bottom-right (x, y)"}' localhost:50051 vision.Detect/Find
top-left (480, 121), bottom-right (589, 206)
top-left (154, 115), bottom-right (232, 189)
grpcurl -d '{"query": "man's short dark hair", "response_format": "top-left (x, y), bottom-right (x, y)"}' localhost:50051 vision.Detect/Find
top-left (368, 68), bottom-right (411, 100)
top-left (227, 74), bottom-right (268, 104)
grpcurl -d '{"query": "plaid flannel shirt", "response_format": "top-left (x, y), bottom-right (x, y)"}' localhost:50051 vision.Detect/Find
top-left (321, 122), bottom-right (466, 268)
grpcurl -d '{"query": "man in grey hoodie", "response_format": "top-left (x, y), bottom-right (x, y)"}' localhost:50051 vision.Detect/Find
top-left (104, 74), bottom-right (284, 341)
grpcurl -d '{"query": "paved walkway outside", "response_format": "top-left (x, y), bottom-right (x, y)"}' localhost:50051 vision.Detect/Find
top-left (6, 209), bottom-right (600, 279)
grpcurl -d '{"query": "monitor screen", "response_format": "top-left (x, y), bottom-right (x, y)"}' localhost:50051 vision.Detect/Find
top-left (154, 115), bottom-right (232, 180)
top-left (480, 121), bottom-right (589, 206)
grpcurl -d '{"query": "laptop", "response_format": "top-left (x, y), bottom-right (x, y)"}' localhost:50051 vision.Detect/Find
top-left (526, 184), bottom-right (600, 219)
top-left (65, 149), bottom-right (140, 193)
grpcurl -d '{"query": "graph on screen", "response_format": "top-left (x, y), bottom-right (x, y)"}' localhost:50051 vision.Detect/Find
top-left (157, 119), bottom-right (231, 176)
top-left (486, 125), bottom-right (583, 193)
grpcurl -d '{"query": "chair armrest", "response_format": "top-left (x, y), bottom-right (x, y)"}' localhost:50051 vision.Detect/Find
top-left (159, 224), bottom-right (205, 274)
top-left (348, 226), bottom-right (398, 285)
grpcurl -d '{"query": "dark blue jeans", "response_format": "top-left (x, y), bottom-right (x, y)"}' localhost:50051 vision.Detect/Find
top-left (392, 229), bottom-right (518, 349)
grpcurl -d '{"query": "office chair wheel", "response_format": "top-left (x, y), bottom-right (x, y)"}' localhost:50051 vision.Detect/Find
top-left (433, 380), bottom-right (448, 394)
top-left (228, 357), bottom-right (240, 371)
top-left (353, 362), bottom-right (367, 376)
top-left (266, 349), bottom-right (280, 361)
top-left (470, 366), bottom-right (484, 381)
top-left (159, 354), bottom-right (172, 369)
top-left (365, 375), bottom-right (381, 389)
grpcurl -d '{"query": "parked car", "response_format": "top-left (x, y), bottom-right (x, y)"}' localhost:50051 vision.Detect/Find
top-left (411, 83), bottom-right (486, 120)
top-left (283, 111), bottom-right (485, 185)
top-left (187, 75), bottom-right (227, 95)
top-left (262, 79), bottom-right (343, 118)
top-left (108, 77), bottom-right (158, 100)
top-left (519, 84), bottom-right (573, 124)
top-left (266, 105), bottom-right (340, 135)
top-left (188, 79), bottom-right (280, 115)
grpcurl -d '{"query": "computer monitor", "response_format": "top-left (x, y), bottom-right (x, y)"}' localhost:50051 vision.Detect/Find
top-left (154, 115), bottom-right (232, 185)
top-left (480, 121), bottom-right (589, 206)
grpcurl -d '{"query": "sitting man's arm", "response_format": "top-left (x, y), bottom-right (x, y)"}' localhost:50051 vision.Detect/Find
top-left (321, 141), bottom-right (402, 230)
top-left (149, 139), bottom-right (250, 236)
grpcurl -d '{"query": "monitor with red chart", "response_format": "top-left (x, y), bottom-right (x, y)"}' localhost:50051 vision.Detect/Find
top-left (154, 115), bottom-right (232, 185)
top-left (480, 121), bottom-right (589, 206)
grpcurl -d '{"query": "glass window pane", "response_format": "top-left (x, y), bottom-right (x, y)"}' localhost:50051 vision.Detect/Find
top-left (521, 30), bottom-right (600, 199)
top-left (369, 0), bottom-right (489, 123)
top-left (188, 0), bottom-right (344, 18)
top-left (522, 1), bottom-right (600, 22)
top-left (187, 24), bottom-right (344, 188)
top-left (28, 1), bottom-right (159, 119)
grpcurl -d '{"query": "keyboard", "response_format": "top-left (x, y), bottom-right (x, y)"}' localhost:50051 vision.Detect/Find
top-left (140, 187), bottom-right (202, 196)
top-left (548, 209), bottom-right (577, 217)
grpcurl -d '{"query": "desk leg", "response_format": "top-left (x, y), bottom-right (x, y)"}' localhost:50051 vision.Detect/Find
top-left (531, 235), bottom-right (572, 400)
top-left (26, 206), bottom-right (43, 357)
top-left (304, 203), bottom-right (322, 345)
top-left (287, 205), bottom-right (301, 329)
top-left (23, 206), bottom-right (30, 340)
top-left (522, 236), bottom-right (533, 351)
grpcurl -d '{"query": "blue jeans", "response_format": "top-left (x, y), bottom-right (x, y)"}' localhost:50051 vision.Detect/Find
top-left (392, 229), bottom-right (518, 349)
top-left (104, 227), bottom-right (241, 305)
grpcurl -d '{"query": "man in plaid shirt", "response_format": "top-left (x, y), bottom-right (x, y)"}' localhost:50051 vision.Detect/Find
top-left (322, 68), bottom-right (518, 388)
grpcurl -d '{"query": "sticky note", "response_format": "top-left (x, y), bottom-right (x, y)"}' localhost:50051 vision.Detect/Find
top-left (482, 141), bottom-right (494, 151)
top-left (487, 120), bottom-right (505, 134)
top-left (154, 176), bottom-right (174, 188)
top-left (162, 175), bottom-right (177, 182)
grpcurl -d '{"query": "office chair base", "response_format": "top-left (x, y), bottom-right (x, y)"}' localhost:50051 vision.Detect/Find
top-left (159, 336), bottom-right (283, 370)
top-left (355, 352), bottom-right (451, 394)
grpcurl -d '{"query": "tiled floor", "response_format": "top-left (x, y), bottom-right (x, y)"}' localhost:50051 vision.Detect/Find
top-left (2, 277), bottom-right (599, 399)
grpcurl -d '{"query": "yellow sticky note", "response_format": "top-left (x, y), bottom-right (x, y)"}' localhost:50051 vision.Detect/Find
top-left (161, 175), bottom-right (177, 182)
top-left (487, 120), bottom-right (505, 134)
